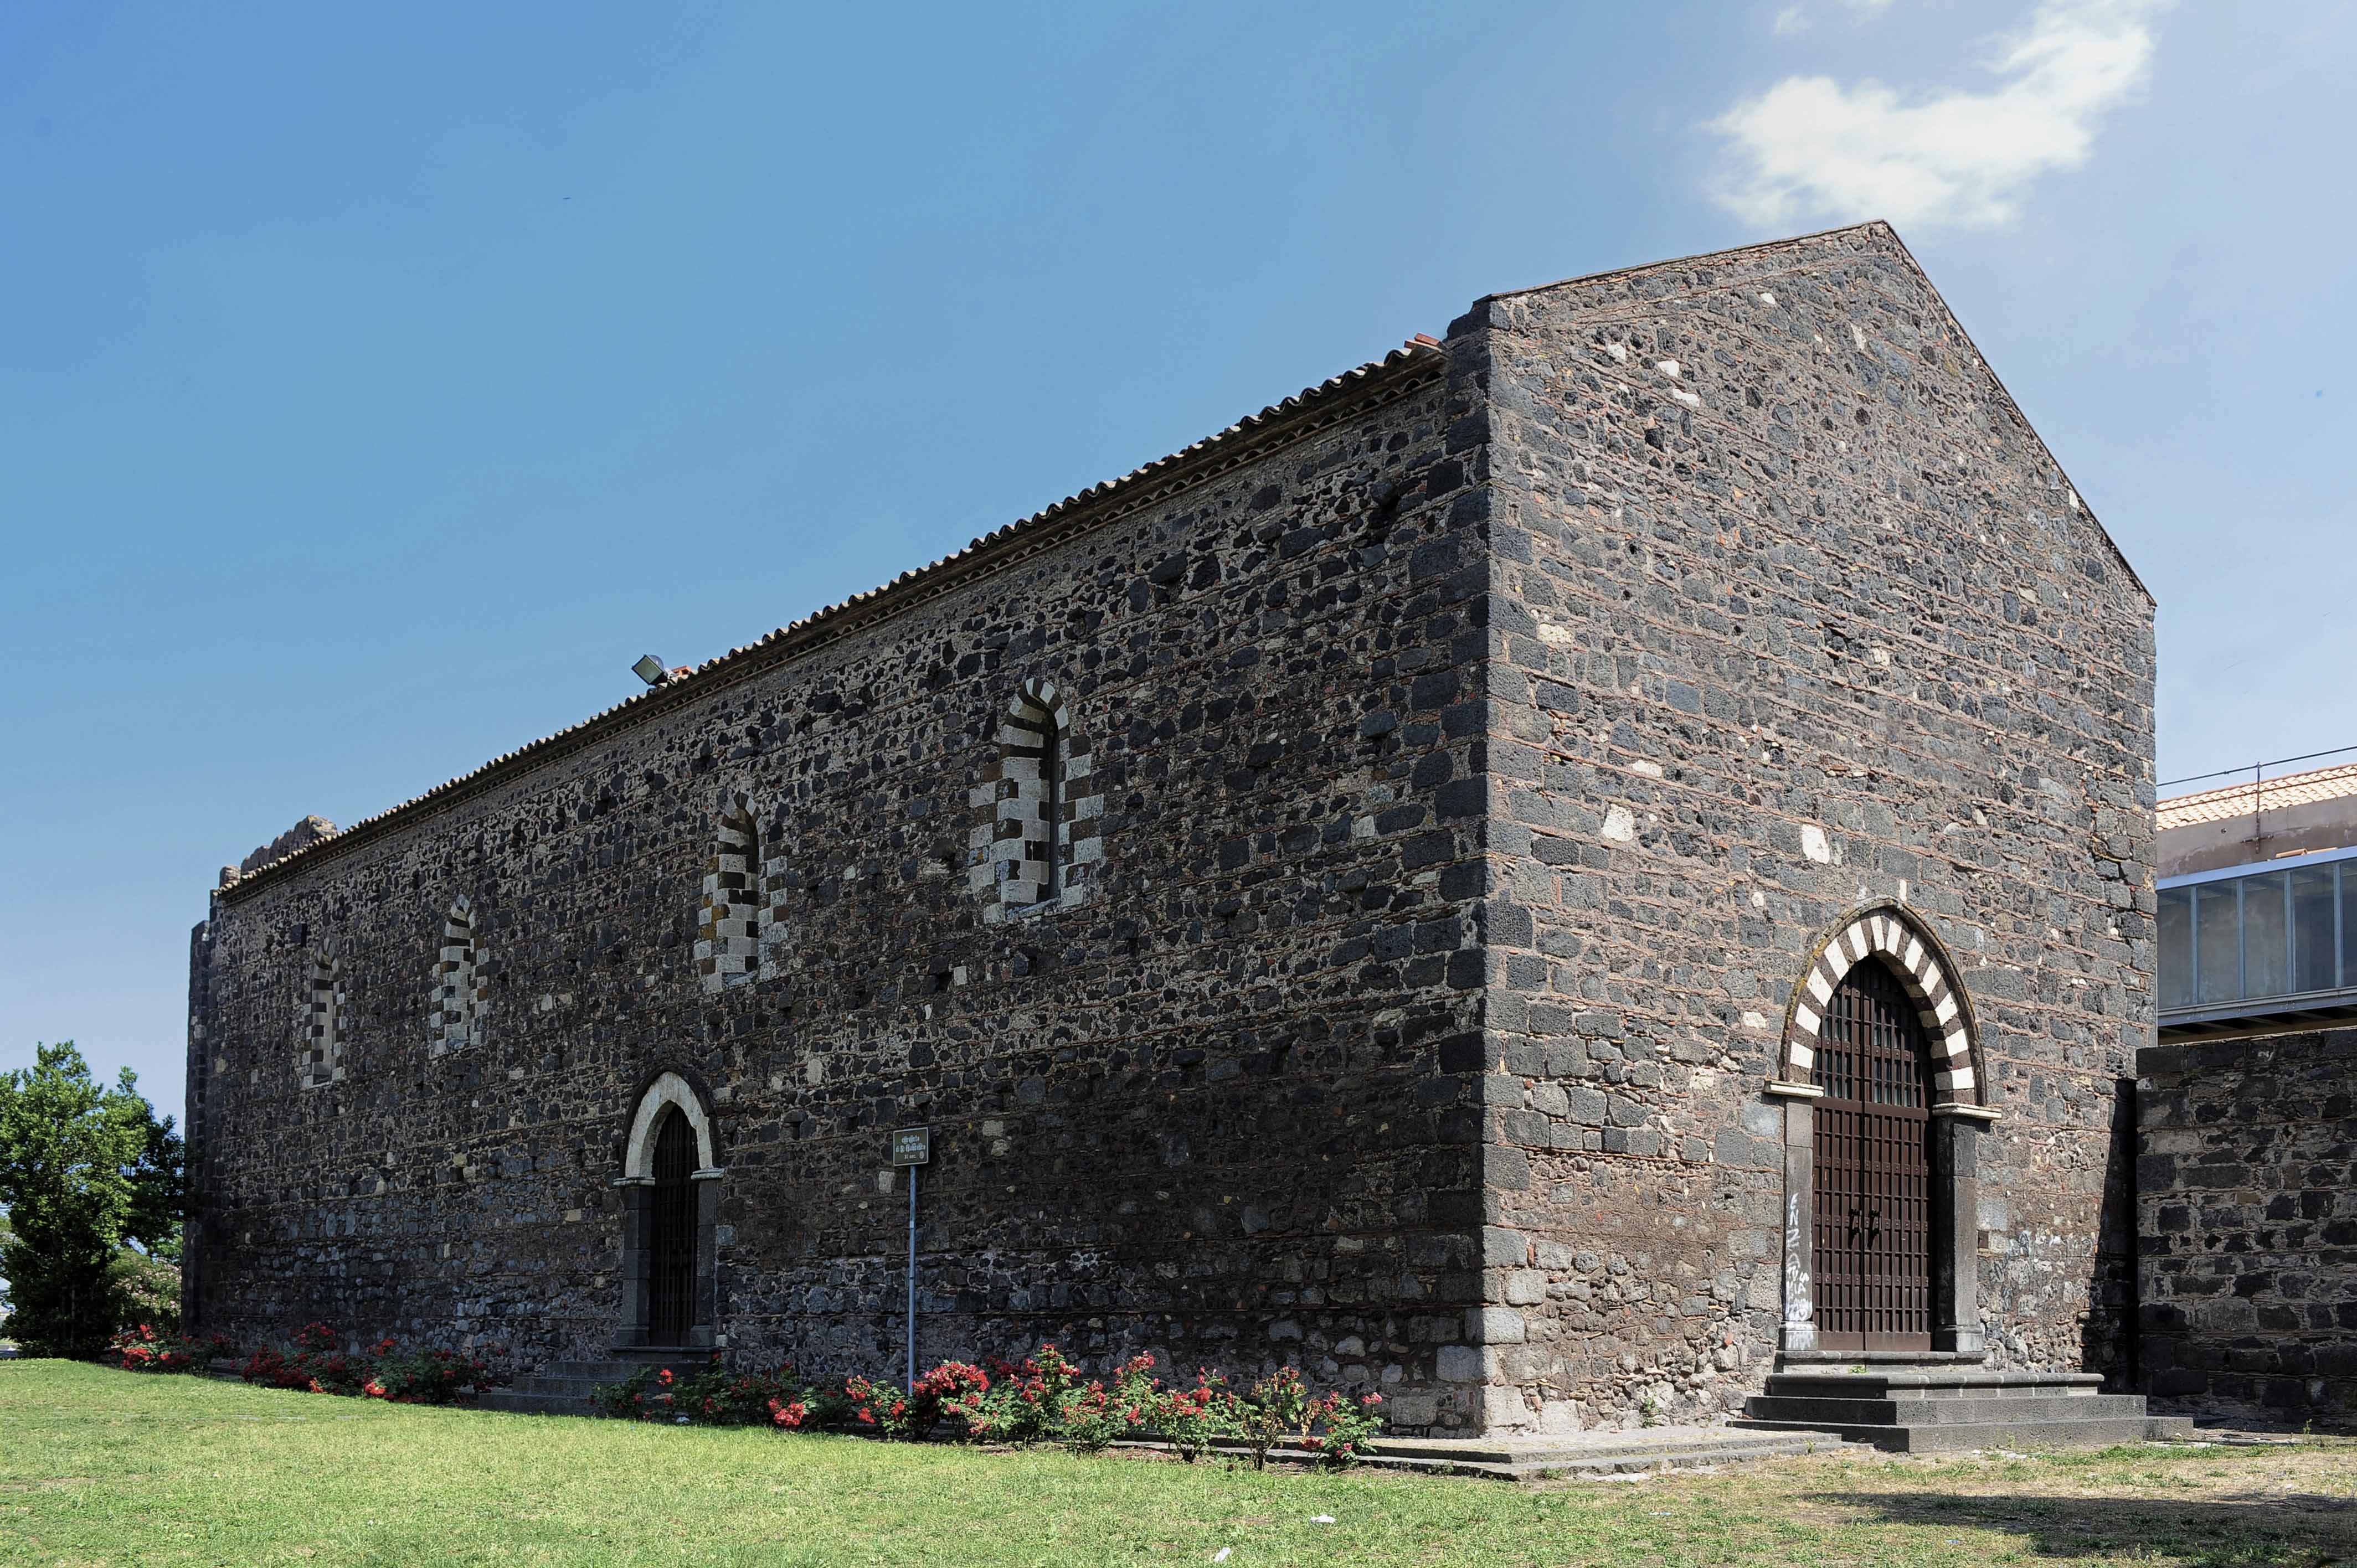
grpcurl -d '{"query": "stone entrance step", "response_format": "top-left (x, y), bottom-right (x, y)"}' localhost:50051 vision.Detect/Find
top-left (1354, 1426), bottom-right (1856, 1481)
top-left (1732, 1361), bottom-right (2196, 1453)
top-left (1748, 1391), bottom-right (2155, 1427)
top-left (1735, 1414), bottom-right (2189, 1453)
top-left (478, 1347), bottom-right (709, 1419)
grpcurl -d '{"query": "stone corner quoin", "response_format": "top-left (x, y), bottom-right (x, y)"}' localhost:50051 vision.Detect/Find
top-left (183, 220), bottom-right (2155, 1437)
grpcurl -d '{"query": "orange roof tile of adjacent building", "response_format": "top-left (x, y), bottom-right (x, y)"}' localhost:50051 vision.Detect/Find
top-left (2158, 760), bottom-right (2357, 831)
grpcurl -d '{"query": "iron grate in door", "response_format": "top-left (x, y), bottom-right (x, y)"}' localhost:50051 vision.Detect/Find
top-left (1810, 959), bottom-right (1932, 1352)
top-left (648, 1108), bottom-right (696, 1343)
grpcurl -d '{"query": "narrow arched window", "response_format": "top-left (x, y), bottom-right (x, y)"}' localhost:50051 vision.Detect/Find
top-left (430, 896), bottom-right (485, 1054)
top-left (699, 796), bottom-right (762, 992)
top-left (975, 679), bottom-right (1100, 922)
top-left (1000, 685), bottom-right (1066, 905)
top-left (756, 804), bottom-right (791, 981)
top-left (299, 953), bottom-right (342, 1089)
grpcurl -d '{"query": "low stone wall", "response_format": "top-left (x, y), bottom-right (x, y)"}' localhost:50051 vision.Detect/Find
top-left (2138, 1031), bottom-right (2357, 1423)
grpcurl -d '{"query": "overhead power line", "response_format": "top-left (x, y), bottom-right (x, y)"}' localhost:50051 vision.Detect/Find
top-left (2160, 743), bottom-right (2357, 794)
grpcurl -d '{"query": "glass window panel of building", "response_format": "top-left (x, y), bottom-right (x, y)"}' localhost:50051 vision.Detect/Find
top-left (2158, 886), bottom-right (2194, 1010)
top-left (2162, 858), bottom-right (2356, 1012)
top-left (2194, 880), bottom-right (2243, 1005)
top-left (2243, 873), bottom-right (2289, 1000)
top-left (2340, 867), bottom-right (2357, 993)
top-left (2293, 866), bottom-right (2338, 994)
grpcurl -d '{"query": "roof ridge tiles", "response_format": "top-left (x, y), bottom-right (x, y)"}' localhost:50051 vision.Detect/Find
top-left (216, 338), bottom-right (1446, 901)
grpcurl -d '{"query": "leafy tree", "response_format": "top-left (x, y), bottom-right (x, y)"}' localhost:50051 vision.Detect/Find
top-left (107, 1245), bottom-right (184, 1336)
top-left (0, 1043), bottom-right (184, 1358)
top-left (125, 1111), bottom-right (186, 1265)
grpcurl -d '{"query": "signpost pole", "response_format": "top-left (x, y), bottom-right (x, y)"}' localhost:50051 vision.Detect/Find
top-left (905, 1158), bottom-right (918, 1393)
top-left (892, 1125), bottom-right (929, 1393)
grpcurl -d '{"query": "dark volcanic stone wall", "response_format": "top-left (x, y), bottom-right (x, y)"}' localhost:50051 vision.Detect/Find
top-left (2139, 1032), bottom-right (2357, 1425)
top-left (189, 223), bottom-right (2162, 1438)
top-left (1454, 223), bottom-right (2157, 1431)
top-left (189, 347), bottom-right (1504, 1429)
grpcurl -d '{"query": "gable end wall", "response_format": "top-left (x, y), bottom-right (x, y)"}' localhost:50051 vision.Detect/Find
top-left (1461, 223), bottom-right (2157, 1432)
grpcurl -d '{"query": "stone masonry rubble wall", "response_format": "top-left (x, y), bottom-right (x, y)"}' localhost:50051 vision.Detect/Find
top-left (189, 343), bottom-right (1504, 1430)
top-left (188, 223), bottom-right (2159, 1438)
top-left (2139, 1031), bottom-right (2357, 1424)
top-left (1455, 223), bottom-right (2156, 1431)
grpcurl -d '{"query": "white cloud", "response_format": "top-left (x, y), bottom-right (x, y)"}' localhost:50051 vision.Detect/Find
top-left (1776, 0), bottom-right (1894, 35)
top-left (1710, 0), bottom-right (2166, 231)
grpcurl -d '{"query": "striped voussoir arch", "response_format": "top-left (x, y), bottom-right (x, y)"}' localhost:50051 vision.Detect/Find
top-left (1783, 907), bottom-right (1977, 1100)
top-left (970, 676), bottom-right (1101, 920)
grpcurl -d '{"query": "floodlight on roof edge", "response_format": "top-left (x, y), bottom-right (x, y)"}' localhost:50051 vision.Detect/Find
top-left (631, 654), bottom-right (666, 687)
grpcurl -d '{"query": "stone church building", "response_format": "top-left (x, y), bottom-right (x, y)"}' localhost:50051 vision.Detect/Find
top-left (187, 223), bottom-right (2160, 1437)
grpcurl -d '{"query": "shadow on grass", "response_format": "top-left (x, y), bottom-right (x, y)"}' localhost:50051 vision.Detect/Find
top-left (1821, 1489), bottom-right (2356, 1567)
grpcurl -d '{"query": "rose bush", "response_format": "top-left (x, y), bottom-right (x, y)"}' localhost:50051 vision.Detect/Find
top-left (1149, 1368), bottom-right (1232, 1462)
top-left (1054, 1352), bottom-right (1159, 1453)
top-left (938, 1344), bottom-right (1080, 1446)
top-left (594, 1358), bottom-right (841, 1427)
top-left (106, 1322), bottom-right (228, 1374)
top-left (591, 1345), bottom-right (1385, 1467)
top-left (366, 1344), bottom-right (503, 1404)
top-left (238, 1323), bottom-right (502, 1405)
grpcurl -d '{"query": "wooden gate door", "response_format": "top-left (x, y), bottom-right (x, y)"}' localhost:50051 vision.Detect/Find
top-left (1810, 960), bottom-right (1933, 1352)
top-left (648, 1108), bottom-right (696, 1344)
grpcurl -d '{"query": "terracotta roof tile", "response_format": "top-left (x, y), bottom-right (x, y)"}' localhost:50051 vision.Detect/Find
top-left (2158, 760), bottom-right (2357, 831)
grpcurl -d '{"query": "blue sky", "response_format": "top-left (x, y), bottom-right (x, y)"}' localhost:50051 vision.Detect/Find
top-left (4, 1), bottom-right (2352, 1115)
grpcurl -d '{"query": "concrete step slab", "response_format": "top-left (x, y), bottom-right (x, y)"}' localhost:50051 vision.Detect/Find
top-left (1764, 1369), bottom-right (2107, 1399)
top-left (1747, 1394), bottom-right (2154, 1427)
top-left (1372, 1430), bottom-right (1838, 1467)
top-left (552, 1358), bottom-right (705, 1379)
top-left (1354, 1427), bottom-right (1859, 1480)
top-left (1099, 1429), bottom-right (1852, 1481)
top-left (1733, 1415), bottom-right (2195, 1454)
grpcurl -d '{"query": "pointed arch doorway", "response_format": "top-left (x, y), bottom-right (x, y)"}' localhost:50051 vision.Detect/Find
top-left (615, 1071), bottom-right (725, 1349)
top-left (1770, 906), bottom-right (2000, 1357)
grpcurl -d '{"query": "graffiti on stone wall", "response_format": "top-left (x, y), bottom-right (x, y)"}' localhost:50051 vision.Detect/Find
top-left (1782, 1192), bottom-right (1812, 1327)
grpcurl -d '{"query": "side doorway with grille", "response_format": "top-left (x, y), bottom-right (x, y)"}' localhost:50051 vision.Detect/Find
top-left (615, 1071), bottom-right (725, 1350)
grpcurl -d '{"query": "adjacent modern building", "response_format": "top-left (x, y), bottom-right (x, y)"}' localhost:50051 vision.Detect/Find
top-left (2156, 761), bottom-right (2357, 1041)
top-left (2141, 759), bottom-right (2357, 1422)
top-left (187, 223), bottom-right (2167, 1437)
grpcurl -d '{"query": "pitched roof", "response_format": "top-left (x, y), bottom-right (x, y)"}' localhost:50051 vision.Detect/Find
top-left (2159, 760), bottom-right (2357, 831)
top-left (217, 223), bottom-right (2155, 904)
top-left (217, 336), bottom-right (1448, 902)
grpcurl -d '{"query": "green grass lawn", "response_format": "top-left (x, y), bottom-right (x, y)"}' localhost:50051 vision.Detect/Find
top-left (3, 1361), bottom-right (2353, 1567)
